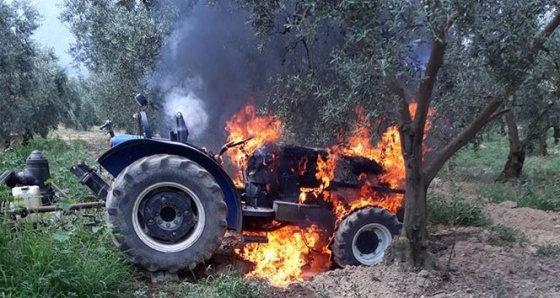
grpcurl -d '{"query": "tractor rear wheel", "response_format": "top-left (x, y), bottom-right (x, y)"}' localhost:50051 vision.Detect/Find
top-left (330, 207), bottom-right (401, 267)
top-left (105, 154), bottom-right (227, 273)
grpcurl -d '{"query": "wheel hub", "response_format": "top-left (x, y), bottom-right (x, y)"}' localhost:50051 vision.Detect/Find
top-left (350, 222), bottom-right (392, 265)
top-left (143, 191), bottom-right (195, 242)
top-left (355, 230), bottom-right (380, 255)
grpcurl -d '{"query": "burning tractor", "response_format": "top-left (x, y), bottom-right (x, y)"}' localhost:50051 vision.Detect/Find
top-left (2, 94), bottom-right (404, 278)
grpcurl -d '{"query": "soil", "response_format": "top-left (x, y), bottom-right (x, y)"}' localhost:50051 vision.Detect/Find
top-left (265, 202), bottom-right (560, 298)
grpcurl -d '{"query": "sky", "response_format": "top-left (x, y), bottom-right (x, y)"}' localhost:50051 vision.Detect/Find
top-left (28, 0), bottom-right (81, 75)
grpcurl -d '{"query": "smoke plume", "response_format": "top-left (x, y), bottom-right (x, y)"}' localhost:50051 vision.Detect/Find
top-left (149, 1), bottom-right (285, 148)
top-left (162, 86), bottom-right (208, 138)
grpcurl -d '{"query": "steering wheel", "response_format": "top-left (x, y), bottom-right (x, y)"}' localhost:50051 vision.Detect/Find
top-left (215, 136), bottom-right (254, 159)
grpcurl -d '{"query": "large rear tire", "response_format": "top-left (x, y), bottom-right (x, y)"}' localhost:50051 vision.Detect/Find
top-left (330, 207), bottom-right (401, 267)
top-left (105, 154), bottom-right (227, 273)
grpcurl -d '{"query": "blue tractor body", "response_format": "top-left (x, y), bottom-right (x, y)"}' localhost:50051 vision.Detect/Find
top-left (98, 138), bottom-right (243, 231)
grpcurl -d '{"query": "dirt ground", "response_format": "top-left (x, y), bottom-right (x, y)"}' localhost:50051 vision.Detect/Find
top-left (264, 201), bottom-right (560, 298)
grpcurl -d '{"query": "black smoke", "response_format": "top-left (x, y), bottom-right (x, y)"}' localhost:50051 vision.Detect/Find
top-left (149, 1), bottom-right (289, 149)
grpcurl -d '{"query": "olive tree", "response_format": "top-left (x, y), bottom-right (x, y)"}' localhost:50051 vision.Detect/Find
top-left (239, 0), bottom-right (560, 268)
top-left (0, 0), bottom-right (84, 144)
top-left (61, 0), bottom-right (166, 131)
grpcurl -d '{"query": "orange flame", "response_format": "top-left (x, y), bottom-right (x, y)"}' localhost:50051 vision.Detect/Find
top-left (408, 101), bottom-right (433, 154)
top-left (236, 225), bottom-right (323, 287)
top-left (225, 102), bottom-right (283, 186)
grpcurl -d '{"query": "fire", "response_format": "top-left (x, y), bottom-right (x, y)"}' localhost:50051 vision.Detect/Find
top-left (313, 103), bottom-right (432, 219)
top-left (224, 102), bottom-right (283, 186)
top-left (409, 101), bottom-right (434, 132)
top-left (225, 100), bottom-right (433, 287)
top-left (339, 107), bottom-right (404, 189)
top-left (236, 225), bottom-right (323, 287)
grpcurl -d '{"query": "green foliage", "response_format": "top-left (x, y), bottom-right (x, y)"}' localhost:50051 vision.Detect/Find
top-left (457, 0), bottom-right (549, 85)
top-left (0, 217), bottom-right (129, 298)
top-left (517, 184), bottom-right (560, 211)
top-left (446, 134), bottom-right (560, 212)
top-left (58, 76), bottom-right (100, 130)
top-left (536, 244), bottom-right (560, 256)
top-left (487, 224), bottom-right (528, 247)
top-left (0, 0), bottom-right (94, 143)
top-left (477, 184), bottom-right (517, 204)
top-left (61, 0), bottom-right (175, 132)
top-left (239, 0), bottom-right (556, 149)
top-left (428, 194), bottom-right (491, 227)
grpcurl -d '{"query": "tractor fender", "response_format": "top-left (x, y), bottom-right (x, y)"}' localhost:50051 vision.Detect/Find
top-left (97, 139), bottom-right (242, 232)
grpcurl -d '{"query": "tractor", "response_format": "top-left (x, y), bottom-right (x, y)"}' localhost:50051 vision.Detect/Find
top-left (5, 94), bottom-right (403, 275)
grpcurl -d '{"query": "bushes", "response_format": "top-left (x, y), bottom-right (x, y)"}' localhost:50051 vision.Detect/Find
top-left (0, 138), bottom-right (131, 297)
top-left (0, 218), bottom-right (130, 298)
top-left (487, 224), bottom-right (528, 247)
top-left (428, 194), bottom-right (491, 227)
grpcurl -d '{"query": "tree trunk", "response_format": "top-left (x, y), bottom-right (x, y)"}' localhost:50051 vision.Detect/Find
top-left (553, 124), bottom-right (560, 145)
top-left (392, 163), bottom-right (433, 269)
top-left (500, 111), bottom-right (525, 179)
top-left (537, 138), bottom-right (548, 156)
top-left (389, 117), bottom-right (434, 269)
top-left (22, 129), bottom-right (33, 146)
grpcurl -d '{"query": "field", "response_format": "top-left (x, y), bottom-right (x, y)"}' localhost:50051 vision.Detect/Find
top-left (1, 131), bottom-right (560, 297)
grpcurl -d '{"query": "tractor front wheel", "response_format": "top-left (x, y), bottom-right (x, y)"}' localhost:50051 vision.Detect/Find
top-left (105, 154), bottom-right (227, 273)
top-left (330, 207), bottom-right (401, 267)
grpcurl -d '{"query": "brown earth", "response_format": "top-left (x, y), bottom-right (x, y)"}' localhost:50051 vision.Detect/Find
top-left (266, 202), bottom-right (560, 298)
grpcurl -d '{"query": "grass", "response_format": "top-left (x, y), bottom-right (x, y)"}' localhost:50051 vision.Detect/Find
top-left (133, 274), bottom-right (267, 298)
top-left (441, 134), bottom-right (509, 182)
top-left (0, 137), bottom-right (132, 297)
top-left (477, 183), bottom-right (518, 204)
top-left (0, 215), bottom-right (130, 298)
top-left (517, 185), bottom-right (560, 211)
top-left (535, 244), bottom-right (560, 256)
top-left (428, 194), bottom-right (491, 227)
top-left (487, 224), bottom-right (528, 248)
top-left (184, 274), bottom-right (266, 298)
top-left (440, 134), bottom-right (560, 212)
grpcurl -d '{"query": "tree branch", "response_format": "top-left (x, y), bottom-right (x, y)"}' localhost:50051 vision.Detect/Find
top-left (424, 11), bottom-right (560, 182)
top-left (413, 11), bottom-right (459, 154)
top-left (386, 78), bottom-right (411, 128)
top-left (482, 107), bottom-right (510, 128)
top-left (413, 38), bottom-right (445, 137)
top-left (527, 12), bottom-right (560, 66)
top-left (425, 89), bottom-right (513, 181)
